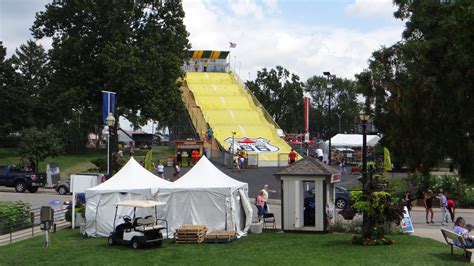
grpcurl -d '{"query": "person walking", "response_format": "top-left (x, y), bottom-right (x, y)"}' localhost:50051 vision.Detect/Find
top-left (176, 151), bottom-right (182, 167)
top-left (404, 191), bottom-right (414, 213)
top-left (156, 161), bottom-right (165, 179)
top-left (424, 190), bottom-right (434, 224)
top-left (437, 189), bottom-right (449, 225)
top-left (173, 163), bottom-right (180, 181)
top-left (259, 184), bottom-right (276, 212)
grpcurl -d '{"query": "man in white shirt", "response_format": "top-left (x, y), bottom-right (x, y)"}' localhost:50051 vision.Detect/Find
top-left (316, 148), bottom-right (324, 162)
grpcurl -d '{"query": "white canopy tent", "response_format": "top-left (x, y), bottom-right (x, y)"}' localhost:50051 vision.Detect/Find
top-left (85, 157), bottom-right (170, 237)
top-left (157, 156), bottom-right (253, 237)
top-left (327, 134), bottom-right (381, 147)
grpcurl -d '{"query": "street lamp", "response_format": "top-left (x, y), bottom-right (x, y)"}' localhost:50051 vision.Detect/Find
top-left (231, 131), bottom-right (236, 171)
top-left (106, 113), bottom-right (116, 176)
top-left (323, 72), bottom-right (335, 165)
top-left (359, 110), bottom-right (369, 185)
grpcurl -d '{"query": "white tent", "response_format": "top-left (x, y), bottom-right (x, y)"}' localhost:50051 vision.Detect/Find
top-left (327, 133), bottom-right (381, 147)
top-left (85, 157), bottom-right (170, 237)
top-left (157, 156), bottom-right (253, 236)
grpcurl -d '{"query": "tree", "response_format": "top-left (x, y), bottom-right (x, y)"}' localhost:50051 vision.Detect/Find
top-left (17, 127), bottom-right (63, 170)
top-left (31, 0), bottom-right (190, 136)
top-left (245, 66), bottom-right (304, 133)
top-left (0, 42), bottom-right (28, 137)
top-left (357, 0), bottom-right (474, 179)
top-left (10, 40), bottom-right (52, 129)
top-left (305, 76), bottom-right (359, 139)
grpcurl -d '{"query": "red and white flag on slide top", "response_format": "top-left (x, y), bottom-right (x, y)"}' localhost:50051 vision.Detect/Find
top-left (229, 42), bottom-right (237, 48)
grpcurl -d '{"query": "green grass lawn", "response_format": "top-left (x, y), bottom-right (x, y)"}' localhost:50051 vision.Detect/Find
top-left (0, 229), bottom-right (467, 265)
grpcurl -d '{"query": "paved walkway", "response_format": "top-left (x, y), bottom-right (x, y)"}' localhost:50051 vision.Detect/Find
top-left (259, 202), bottom-right (474, 244)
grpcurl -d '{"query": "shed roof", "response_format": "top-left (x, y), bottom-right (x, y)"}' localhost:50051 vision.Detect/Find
top-left (274, 156), bottom-right (340, 176)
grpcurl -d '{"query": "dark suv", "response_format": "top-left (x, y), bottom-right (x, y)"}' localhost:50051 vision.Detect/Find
top-left (303, 185), bottom-right (351, 226)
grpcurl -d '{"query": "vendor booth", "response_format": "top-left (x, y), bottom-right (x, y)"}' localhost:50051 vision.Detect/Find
top-left (157, 156), bottom-right (252, 237)
top-left (85, 158), bottom-right (170, 237)
top-left (274, 157), bottom-right (340, 232)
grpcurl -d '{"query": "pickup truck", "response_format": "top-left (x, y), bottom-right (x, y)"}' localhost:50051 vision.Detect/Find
top-left (0, 165), bottom-right (46, 193)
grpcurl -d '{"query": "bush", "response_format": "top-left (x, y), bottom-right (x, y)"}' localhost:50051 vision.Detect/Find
top-left (0, 201), bottom-right (32, 234)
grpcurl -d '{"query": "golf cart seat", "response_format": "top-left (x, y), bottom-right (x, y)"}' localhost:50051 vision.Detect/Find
top-left (134, 216), bottom-right (166, 232)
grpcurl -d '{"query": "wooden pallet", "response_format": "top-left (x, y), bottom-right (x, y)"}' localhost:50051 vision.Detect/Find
top-left (175, 224), bottom-right (208, 234)
top-left (205, 230), bottom-right (237, 243)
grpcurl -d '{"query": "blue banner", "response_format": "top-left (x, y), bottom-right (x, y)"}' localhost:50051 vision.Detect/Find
top-left (401, 206), bottom-right (414, 233)
top-left (102, 91), bottom-right (116, 124)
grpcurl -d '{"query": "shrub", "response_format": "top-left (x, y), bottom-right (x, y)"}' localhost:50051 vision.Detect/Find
top-left (0, 201), bottom-right (32, 234)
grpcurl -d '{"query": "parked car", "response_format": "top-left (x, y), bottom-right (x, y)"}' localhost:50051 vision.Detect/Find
top-left (0, 164), bottom-right (46, 193)
top-left (303, 185), bottom-right (351, 226)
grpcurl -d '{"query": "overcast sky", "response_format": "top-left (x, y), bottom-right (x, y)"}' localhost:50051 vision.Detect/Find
top-left (0, 0), bottom-right (405, 132)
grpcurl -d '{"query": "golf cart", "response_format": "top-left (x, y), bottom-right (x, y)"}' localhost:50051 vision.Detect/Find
top-left (107, 200), bottom-right (168, 249)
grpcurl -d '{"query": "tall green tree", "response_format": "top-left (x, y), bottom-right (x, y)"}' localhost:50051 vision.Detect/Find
top-left (10, 40), bottom-right (51, 129)
top-left (305, 76), bottom-right (359, 139)
top-left (0, 42), bottom-right (28, 136)
top-left (246, 66), bottom-right (304, 133)
top-left (31, 0), bottom-right (190, 134)
top-left (357, 0), bottom-right (474, 179)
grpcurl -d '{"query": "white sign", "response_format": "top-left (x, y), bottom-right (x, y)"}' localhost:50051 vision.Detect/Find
top-left (331, 174), bottom-right (341, 183)
top-left (400, 206), bottom-right (414, 233)
top-left (224, 137), bottom-right (280, 153)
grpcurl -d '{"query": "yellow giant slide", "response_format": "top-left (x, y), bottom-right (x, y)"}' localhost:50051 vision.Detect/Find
top-left (184, 72), bottom-right (294, 166)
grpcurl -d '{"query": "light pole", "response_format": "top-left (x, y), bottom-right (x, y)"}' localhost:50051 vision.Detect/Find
top-left (106, 113), bottom-right (116, 176)
top-left (323, 72), bottom-right (335, 165)
top-left (231, 131), bottom-right (236, 170)
top-left (359, 109), bottom-right (370, 238)
top-left (359, 110), bottom-right (369, 185)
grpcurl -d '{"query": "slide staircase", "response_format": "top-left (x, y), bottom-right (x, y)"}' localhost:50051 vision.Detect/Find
top-left (181, 71), bottom-right (293, 167)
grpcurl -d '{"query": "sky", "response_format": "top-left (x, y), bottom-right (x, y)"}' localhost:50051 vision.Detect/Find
top-left (0, 0), bottom-right (406, 132)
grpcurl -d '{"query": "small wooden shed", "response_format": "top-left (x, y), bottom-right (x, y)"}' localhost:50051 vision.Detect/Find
top-left (274, 157), bottom-right (341, 232)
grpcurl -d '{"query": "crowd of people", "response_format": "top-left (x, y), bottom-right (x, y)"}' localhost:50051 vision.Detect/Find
top-left (421, 189), bottom-right (456, 225)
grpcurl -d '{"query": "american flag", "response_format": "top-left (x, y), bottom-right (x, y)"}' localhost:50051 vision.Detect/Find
top-left (229, 42), bottom-right (237, 48)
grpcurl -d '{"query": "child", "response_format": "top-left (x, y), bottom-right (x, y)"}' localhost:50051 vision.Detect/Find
top-left (255, 191), bottom-right (266, 220)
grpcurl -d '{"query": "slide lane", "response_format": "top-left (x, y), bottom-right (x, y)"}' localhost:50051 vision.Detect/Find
top-left (184, 72), bottom-right (293, 165)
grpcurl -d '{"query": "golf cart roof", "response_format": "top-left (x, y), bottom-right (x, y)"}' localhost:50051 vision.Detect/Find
top-left (115, 200), bottom-right (166, 208)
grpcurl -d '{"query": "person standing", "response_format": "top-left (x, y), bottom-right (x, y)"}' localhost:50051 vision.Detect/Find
top-left (288, 149), bottom-right (297, 164)
top-left (437, 189), bottom-right (449, 225)
top-left (259, 184), bottom-right (276, 212)
top-left (192, 149), bottom-right (199, 164)
top-left (316, 148), bottom-right (324, 162)
top-left (194, 60), bottom-right (199, 72)
top-left (424, 190), bottom-right (434, 224)
top-left (447, 195), bottom-right (456, 223)
top-left (203, 60), bottom-right (209, 72)
top-left (255, 191), bottom-right (266, 221)
top-left (404, 191), bottom-right (414, 213)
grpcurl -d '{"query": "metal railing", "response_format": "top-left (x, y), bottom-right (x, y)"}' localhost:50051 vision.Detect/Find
top-left (0, 207), bottom-right (68, 245)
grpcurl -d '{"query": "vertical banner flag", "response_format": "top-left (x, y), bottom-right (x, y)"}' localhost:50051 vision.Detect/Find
top-left (102, 91), bottom-right (116, 124)
top-left (400, 206), bottom-right (414, 233)
top-left (304, 97), bottom-right (310, 133)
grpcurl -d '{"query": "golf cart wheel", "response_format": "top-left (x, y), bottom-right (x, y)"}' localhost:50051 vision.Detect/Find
top-left (107, 236), bottom-right (114, 245)
top-left (58, 185), bottom-right (68, 195)
top-left (15, 181), bottom-right (26, 193)
top-left (131, 238), bottom-right (141, 249)
top-left (335, 198), bottom-right (347, 209)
